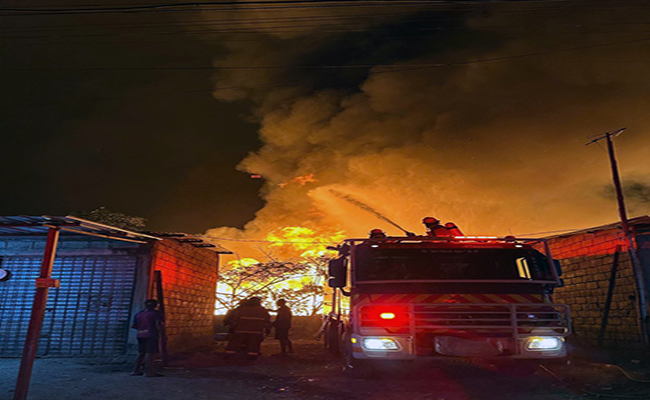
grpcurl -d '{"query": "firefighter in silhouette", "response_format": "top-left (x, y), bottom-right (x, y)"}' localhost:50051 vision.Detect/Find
top-left (223, 299), bottom-right (246, 338)
top-left (273, 299), bottom-right (294, 355)
top-left (224, 297), bottom-right (270, 360)
top-left (422, 217), bottom-right (453, 237)
top-left (444, 222), bottom-right (464, 236)
top-left (369, 228), bottom-right (387, 239)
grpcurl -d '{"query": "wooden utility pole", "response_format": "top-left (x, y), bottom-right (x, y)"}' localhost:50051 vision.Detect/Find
top-left (587, 128), bottom-right (649, 345)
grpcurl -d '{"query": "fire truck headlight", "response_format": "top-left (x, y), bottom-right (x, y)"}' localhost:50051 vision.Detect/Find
top-left (362, 337), bottom-right (400, 351)
top-left (525, 336), bottom-right (563, 350)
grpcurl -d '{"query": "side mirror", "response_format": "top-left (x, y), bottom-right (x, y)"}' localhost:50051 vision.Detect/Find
top-left (557, 278), bottom-right (565, 288)
top-left (328, 257), bottom-right (347, 288)
top-left (553, 259), bottom-right (563, 276)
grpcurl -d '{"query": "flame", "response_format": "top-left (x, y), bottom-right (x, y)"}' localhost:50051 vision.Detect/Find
top-left (215, 225), bottom-right (347, 315)
top-left (265, 225), bottom-right (346, 259)
top-left (278, 173), bottom-right (318, 188)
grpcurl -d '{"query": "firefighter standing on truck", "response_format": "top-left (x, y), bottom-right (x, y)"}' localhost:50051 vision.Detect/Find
top-left (224, 297), bottom-right (270, 360)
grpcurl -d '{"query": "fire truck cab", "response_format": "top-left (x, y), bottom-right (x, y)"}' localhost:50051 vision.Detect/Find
top-left (327, 220), bottom-right (571, 377)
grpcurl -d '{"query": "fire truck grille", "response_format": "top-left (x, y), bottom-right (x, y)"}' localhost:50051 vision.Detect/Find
top-left (411, 303), bottom-right (571, 335)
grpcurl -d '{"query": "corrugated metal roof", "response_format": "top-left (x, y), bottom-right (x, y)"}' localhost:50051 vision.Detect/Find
top-left (0, 216), bottom-right (233, 253)
top-left (0, 215), bottom-right (159, 243)
top-left (144, 232), bottom-right (233, 254)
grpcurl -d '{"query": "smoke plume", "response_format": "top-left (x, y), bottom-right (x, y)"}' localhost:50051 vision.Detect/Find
top-left (206, 1), bottom-right (650, 257)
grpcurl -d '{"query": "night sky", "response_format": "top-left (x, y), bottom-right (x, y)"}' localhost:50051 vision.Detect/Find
top-left (1, 1), bottom-right (265, 232)
top-left (2, 1), bottom-right (650, 253)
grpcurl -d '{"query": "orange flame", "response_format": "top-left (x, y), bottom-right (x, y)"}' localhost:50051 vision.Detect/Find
top-left (278, 173), bottom-right (318, 188)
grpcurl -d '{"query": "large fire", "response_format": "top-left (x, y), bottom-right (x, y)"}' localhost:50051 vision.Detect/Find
top-left (204, 1), bottom-right (650, 321)
top-left (215, 225), bottom-right (346, 315)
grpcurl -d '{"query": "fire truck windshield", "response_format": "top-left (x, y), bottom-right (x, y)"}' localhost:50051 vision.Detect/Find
top-left (355, 247), bottom-right (554, 282)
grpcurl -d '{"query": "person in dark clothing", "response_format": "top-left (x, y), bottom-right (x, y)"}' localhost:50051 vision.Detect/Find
top-left (224, 297), bottom-right (270, 360)
top-left (273, 299), bottom-right (293, 355)
top-left (131, 299), bottom-right (164, 377)
top-left (223, 299), bottom-right (246, 338)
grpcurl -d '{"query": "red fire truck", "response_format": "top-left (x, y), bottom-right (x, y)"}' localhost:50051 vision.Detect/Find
top-left (326, 218), bottom-right (571, 377)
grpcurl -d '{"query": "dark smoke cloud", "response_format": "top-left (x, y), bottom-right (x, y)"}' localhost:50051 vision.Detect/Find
top-left (206, 1), bottom-right (650, 254)
top-left (601, 180), bottom-right (650, 214)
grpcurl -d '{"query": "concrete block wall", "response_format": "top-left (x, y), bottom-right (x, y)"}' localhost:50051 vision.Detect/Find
top-left (150, 239), bottom-right (219, 353)
top-left (547, 229), bottom-right (643, 347)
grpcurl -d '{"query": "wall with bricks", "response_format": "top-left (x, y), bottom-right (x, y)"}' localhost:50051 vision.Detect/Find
top-left (546, 226), bottom-right (648, 348)
top-left (149, 239), bottom-right (220, 353)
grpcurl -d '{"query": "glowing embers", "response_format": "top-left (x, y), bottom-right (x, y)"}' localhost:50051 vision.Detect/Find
top-left (525, 336), bottom-right (564, 351)
top-left (360, 305), bottom-right (410, 328)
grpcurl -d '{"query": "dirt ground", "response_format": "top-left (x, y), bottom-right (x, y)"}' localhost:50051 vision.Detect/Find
top-left (2, 339), bottom-right (650, 400)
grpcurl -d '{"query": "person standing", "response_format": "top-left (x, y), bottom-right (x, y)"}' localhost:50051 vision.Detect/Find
top-left (274, 299), bottom-right (293, 355)
top-left (131, 299), bottom-right (164, 377)
top-left (223, 299), bottom-right (246, 338)
top-left (224, 297), bottom-right (270, 360)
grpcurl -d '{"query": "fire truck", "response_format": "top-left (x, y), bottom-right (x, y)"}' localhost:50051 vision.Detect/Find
top-left (326, 218), bottom-right (571, 377)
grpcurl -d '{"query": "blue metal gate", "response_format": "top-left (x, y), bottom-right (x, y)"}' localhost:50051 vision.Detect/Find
top-left (0, 256), bottom-right (137, 357)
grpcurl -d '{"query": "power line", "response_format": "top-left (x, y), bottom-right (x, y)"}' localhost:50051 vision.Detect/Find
top-left (5, 0), bottom-right (650, 17)
top-left (2, 78), bottom-right (302, 109)
top-left (0, 0), bottom-right (497, 16)
top-left (5, 34), bottom-right (650, 109)
top-left (5, 35), bottom-right (650, 72)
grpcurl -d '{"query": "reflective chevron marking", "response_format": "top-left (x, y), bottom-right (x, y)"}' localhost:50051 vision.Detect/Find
top-left (356, 293), bottom-right (544, 304)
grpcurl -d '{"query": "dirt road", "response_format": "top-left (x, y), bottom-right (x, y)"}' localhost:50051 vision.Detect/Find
top-left (2, 340), bottom-right (648, 400)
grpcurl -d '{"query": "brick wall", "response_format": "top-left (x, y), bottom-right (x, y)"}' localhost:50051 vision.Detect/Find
top-left (150, 239), bottom-right (219, 353)
top-left (547, 229), bottom-right (643, 347)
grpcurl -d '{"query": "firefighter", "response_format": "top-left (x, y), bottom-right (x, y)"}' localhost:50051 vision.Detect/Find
top-left (273, 299), bottom-right (293, 355)
top-left (422, 217), bottom-right (453, 237)
top-left (369, 228), bottom-right (386, 239)
top-left (223, 297), bottom-right (270, 360)
top-left (223, 299), bottom-right (246, 338)
top-left (444, 222), bottom-right (464, 236)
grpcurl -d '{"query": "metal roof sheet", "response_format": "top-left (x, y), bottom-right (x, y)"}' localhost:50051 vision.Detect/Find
top-left (144, 232), bottom-right (233, 254)
top-left (0, 215), bottom-right (159, 243)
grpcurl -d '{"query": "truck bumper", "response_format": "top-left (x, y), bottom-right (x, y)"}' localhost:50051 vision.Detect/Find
top-left (349, 333), bottom-right (567, 360)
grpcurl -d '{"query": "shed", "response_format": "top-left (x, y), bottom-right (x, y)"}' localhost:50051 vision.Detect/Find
top-left (0, 216), bottom-right (230, 358)
top-left (544, 216), bottom-right (650, 348)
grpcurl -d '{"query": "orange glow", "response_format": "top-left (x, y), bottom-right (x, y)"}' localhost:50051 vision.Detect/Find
top-left (216, 225), bottom-right (347, 315)
top-left (278, 173), bottom-right (318, 187)
top-left (265, 225), bottom-right (346, 258)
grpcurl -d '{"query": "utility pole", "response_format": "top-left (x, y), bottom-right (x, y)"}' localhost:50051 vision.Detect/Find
top-left (587, 128), bottom-right (649, 345)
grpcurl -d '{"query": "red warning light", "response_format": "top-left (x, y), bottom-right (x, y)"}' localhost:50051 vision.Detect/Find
top-left (361, 305), bottom-right (409, 327)
top-left (250, 174), bottom-right (262, 179)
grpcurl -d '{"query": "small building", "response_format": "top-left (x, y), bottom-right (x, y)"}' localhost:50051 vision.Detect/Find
top-left (545, 216), bottom-right (650, 348)
top-left (0, 216), bottom-right (230, 358)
